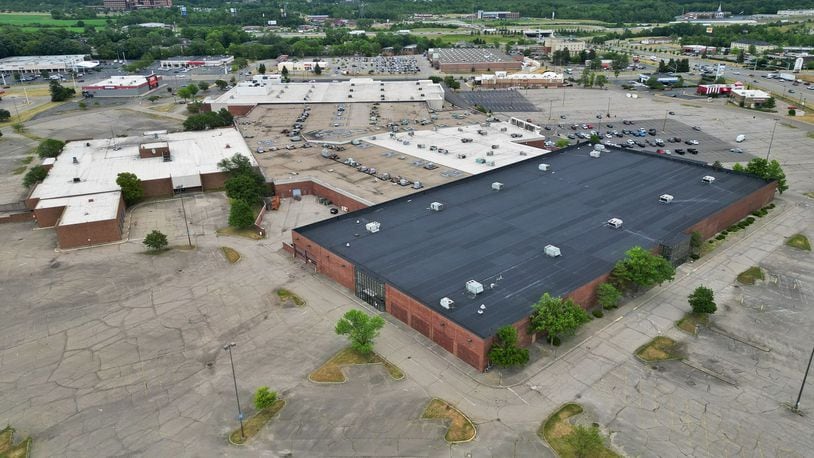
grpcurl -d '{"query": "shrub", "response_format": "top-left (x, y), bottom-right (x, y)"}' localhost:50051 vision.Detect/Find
top-left (22, 165), bottom-right (48, 187)
top-left (592, 309), bottom-right (604, 318)
top-left (688, 286), bottom-right (716, 314)
top-left (228, 199), bottom-right (255, 229)
top-left (488, 325), bottom-right (529, 367)
top-left (253, 386), bottom-right (277, 410)
top-left (36, 139), bottom-right (65, 158)
top-left (746, 217), bottom-right (755, 223)
top-left (551, 336), bottom-right (561, 346)
top-left (143, 230), bottom-right (168, 251)
top-left (715, 234), bottom-right (725, 240)
top-left (116, 172), bottom-right (144, 206)
top-left (596, 283), bottom-right (621, 310)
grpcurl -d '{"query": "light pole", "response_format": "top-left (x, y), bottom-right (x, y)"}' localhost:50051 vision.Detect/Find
top-left (223, 342), bottom-right (245, 439)
top-left (179, 192), bottom-right (192, 247)
top-left (765, 119), bottom-right (777, 161)
top-left (794, 345), bottom-right (814, 412)
top-left (662, 109), bottom-right (669, 133)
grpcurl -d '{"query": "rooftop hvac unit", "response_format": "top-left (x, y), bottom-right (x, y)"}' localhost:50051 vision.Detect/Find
top-left (702, 175), bottom-right (716, 184)
top-left (607, 218), bottom-right (623, 229)
top-left (492, 182), bottom-right (504, 191)
top-left (594, 144), bottom-right (606, 151)
top-left (544, 244), bottom-right (562, 257)
top-left (466, 280), bottom-right (484, 295)
top-left (365, 221), bottom-right (381, 233)
top-left (659, 194), bottom-right (674, 203)
top-left (440, 297), bottom-right (454, 309)
top-left (538, 163), bottom-right (550, 171)
top-left (430, 201), bottom-right (444, 211)
top-left (589, 150), bottom-right (601, 158)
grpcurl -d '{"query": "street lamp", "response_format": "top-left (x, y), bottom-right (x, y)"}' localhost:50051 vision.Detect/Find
top-left (794, 345), bottom-right (814, 412)
top-left (765, 119), bottom-right (777, 161)
top-left (223, 342), bottom-right (245, 439)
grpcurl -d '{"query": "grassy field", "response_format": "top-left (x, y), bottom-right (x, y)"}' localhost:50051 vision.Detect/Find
top-left (0, 13), bottom-right (108, 28)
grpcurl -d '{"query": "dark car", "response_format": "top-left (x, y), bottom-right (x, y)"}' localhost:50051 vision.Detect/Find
top-left (606, 124), bottom-right (614, 128)
top-left (685, 140), bottom-right (694, 145)
top-left (668, 111), bottom-right (675, 115)
top-left (692, 126), bottom-right (702, 131)
top-left (544, 126), bottom-right (552, 131)
top-left (687, 148), bottom-right (698, 154)
top-left (636, 141), bottom-right (646, 147)
top-left (675, 148), bottom-right (685, 154)
top-left (567, 133), bottom-right (576, 139)
top-left (648, 128), bottom-right (657, 135)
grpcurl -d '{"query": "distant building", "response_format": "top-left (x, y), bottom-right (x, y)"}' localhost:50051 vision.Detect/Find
top-left (429, 48), bottom-right (523, 73)
top-left (777, 9), bottom-right (814, 16)
top-left (0, 55), bottom-right (97, 74)
top-left (475, 70), bottom-right (564, 88)
top-left (305, 15), bottom-right (330, 23)
top-left (103, 0), bottom-right (172, 10)
top-left (680, 3), bottom-right (730, 20)
top-left (546, 38), bottom-right (587, 53)
top-left (477, 10), bottom-right (520, 20)
top-left (81, 74), bottom-right (161, 97)
top-left (523, 29), bottom-right (555, 41)
top-left (640, 37), bottom-right (673, 45)
top-left (277, 61), bottom-right (329, 72)
top-left (683, 45), bottom-right (717, 54)
top-left (348, 30), bottom-right (367, 36)
top-left (730, 88), bottom-right (771, 108)
top-left (401, 44), bottom-right (419, 55)
top-left (639, 73), bottom-right (680, 85)
top-left (159, 56), bottom-right (234, 68)
top-left (730, 40), bottom-right (774, 54)
top-left (413, 13), bottom-right (434, 20)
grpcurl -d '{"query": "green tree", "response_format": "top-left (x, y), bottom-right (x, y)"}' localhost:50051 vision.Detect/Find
top-left (258, 63), bottom-right (266, 74)
top-left (314, 63), bottom-right (322, 75)
top-left (225, 173), bottom-right (265, 204)
top-left (763, 97), bottom-right (775, 109)
top-left (116, 172), bottom-right (144, 206)
top-left (555, 138), bottom-right (571, 148)
top-left (252, 386), bottom-right (277, 410)
top-left (49, 80), bottom-right (75, 102)
top-left (197, 81), bottom-right (209, 92)
top-left (589, 134), bottom-right (601, 144)
top-left (335, 309), bottom-right (385, 355)
top-left (566, 425), bottom-right (606, 458)
top-left (645, 76), bottom-right (664, 90)
top-left (143, 230), bottom-right (168, 251)
top-left (228, 199), bottom-right (255, 229)
top-left (22, 165), bottom-right (48, 187)
top-left (147, 95), bottom-right (161, 103)
top-left (596, 283), bottom-right (621, 309)
top-left (13, 71), bottom-right (21, 82)
top-left (688, 286), bottom-right (716, 314)
top-left (736, 49), bottom-right (745, 64)
top-left (530, 293), bottom-right (590, 344)
top-left (742, 157), bottom-right (787, 193)
top-left (748, 44), bottom-right (757, 55)
top-left (488, 326), bottom-right (529, 367)
top-left (281, 66), bottom-right (289, 82)
top-left (594, 74), bottom-right (607, 88)
top-left (36, 139), bottom-right (65, 158)
top-left (690, 231), bottom-right (703, 256)
top-left (0, 109), bottom-right (10, 122)
top-left (218, 153), bottom-right (256, 175)
top-left (611, 246), bottom-right (675, 291)
top-left (215, 79), bottom-right (228, 90)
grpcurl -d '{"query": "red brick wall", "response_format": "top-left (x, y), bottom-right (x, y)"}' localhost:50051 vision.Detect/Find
top-left (566, 272), bottom-right (612, 309)
top-left (274, 180), bottom-right (369, 212)
top-left (140, 177), bottom-right (174, 198)
top-left (0, 211), bottom-right (33, 224)
top-left (685, 181), bottom-right (776, 239)
top-left (200, 171), bottom-right (228, 190)
top-left (33, 205), bottom-right (66, 228)
top-left (291, 231), bottom-right (355, 290)
top-left (56, 218), bottom-right (122, 248)
top-left (227, 105), bottom-right (255, 116)
top-left (386, 285), bottom-right (489, 371)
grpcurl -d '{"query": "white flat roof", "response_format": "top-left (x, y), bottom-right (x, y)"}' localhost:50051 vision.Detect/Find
top-left (0, 54), bottom-right (90, 71)
top-left (31, 128), bottom-right (256, 201)
top-left (731, 88), bottom-right (770, 98)
top-left (36, 191), bottom-right (122, 225)
top-left (205, 78), bottom-right (444, 106)
top-left (83, 75), bottom-right (151, 88)
top-left (362, 122), bottom-right (548, 175)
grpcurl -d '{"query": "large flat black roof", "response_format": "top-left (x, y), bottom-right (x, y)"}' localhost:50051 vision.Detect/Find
top-left (296, 144), bottom-right (769, 338)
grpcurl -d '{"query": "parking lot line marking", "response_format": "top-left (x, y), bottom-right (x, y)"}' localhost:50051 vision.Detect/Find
top-left (506, 386), bottom-right (529, 405)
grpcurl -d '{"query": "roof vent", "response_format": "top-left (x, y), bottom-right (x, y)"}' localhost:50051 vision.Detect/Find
top-left (607, 218), bottom-right (623, 229)
top-left (430, 201), bottom-right (444, 211)
top-left (491, 182), bottom-right (504, 191)
top-left (659, 194), bottom-right (674, 203)
top-left (701, 175), bottom-right (715, 184)
top-left (72, 157), bottom-right (79, 164)
top-left (538, 163), bottom-right (550, 171)
top-left (365, 221), bottom-right (380, 233)
top-left (440, 297), bottom-right (454, 309)
top-left (589, 150), bottom-right (601, 158)
top-left (544, 244), bottom-right (562, 257)
top-left (477, 304), bottom-right (486, 315)
top-left (72, 177), bottom-right (81, 183)
top-left (466, 280), bottom-right (484, 295)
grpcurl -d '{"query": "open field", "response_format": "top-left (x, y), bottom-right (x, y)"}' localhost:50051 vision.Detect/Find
top-left (0, 13), bottom-right (107, 28)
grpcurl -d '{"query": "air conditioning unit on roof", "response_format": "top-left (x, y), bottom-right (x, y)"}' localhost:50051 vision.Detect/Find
top-left (365, 221), bottom-right (380, 233)
top-left (430, 201), bottom-right (444, 211)
top-left (466, 280), bottom-right (484, 295)
top-left (659, 194), bottom-right (674, 203)
top-left (702, 175), bottom-right (715, 184)
top-left (440, 297), bottom-right (454, 309)
top-left (544, 245), bottom-right (561, 257)
top-left (607, 218), bottom-right (623, 229)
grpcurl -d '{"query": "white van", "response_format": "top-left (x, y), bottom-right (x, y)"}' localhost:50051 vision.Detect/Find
top-left (736, 134), bottom-right (746, 143)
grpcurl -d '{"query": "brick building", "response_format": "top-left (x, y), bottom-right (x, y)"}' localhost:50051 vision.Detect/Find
top-left (26, 129), bottom-right (257, 249)
top-left (429, 48), bottom-right (523, 73)
top-left (104, 0), bottom-right (172, 10)
top-left (81, 74), bottom-right (161, 98)
top-left (290, 144), bottom-right (776, 371)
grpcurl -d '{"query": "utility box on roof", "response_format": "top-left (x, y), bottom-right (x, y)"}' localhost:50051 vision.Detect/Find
top-left (440, 297), bottom-right (454, 309)
top-left (659, 194), bottom-right (674, 203)
top-left (466, 280), bottom-right (484, 295)
top-left (492, 182), bottom-right (504, 191)
top-left (430, 201), bottom-right (444, 211)
top-left (544, 244), bottom-right (561, 257)
top-left (702, 175), bottom-right (715, 184)
top-left (365, 221), bottom-right (381, 233)
top-left (539, 163), bottom-right (550, 171)
top-left (589, 150), bottom-right (601, 158)
top-left (607, 218), bottom-right (623, 228)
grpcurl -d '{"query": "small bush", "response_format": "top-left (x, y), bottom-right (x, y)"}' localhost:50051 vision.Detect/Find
top-left (690, 254), bottom-right (700, 260)
top-left (751, 211), bottom-right (761, 217)
top-left (253, 386), bottom-right (277, 410)
top-left (592, 309), bottom-right (604, 318)
top-left (746, 217), bottom-right (755, 224)
top-left (721, 231), bottom-right (728, 235)
top-left (715, 234), bottom-right (725, 240)
top-left (550, 336), bottom-right (561, 346)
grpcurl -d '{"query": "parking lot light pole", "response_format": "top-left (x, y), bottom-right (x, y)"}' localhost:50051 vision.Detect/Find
top-left (662, 109), bottom-right (668, 132)
top-left (223, 342), bottom-right (245, 439)
top-left (794, 344), bottom-right (814, 412)
top-left (765, 119), bottom-right (777, 161)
